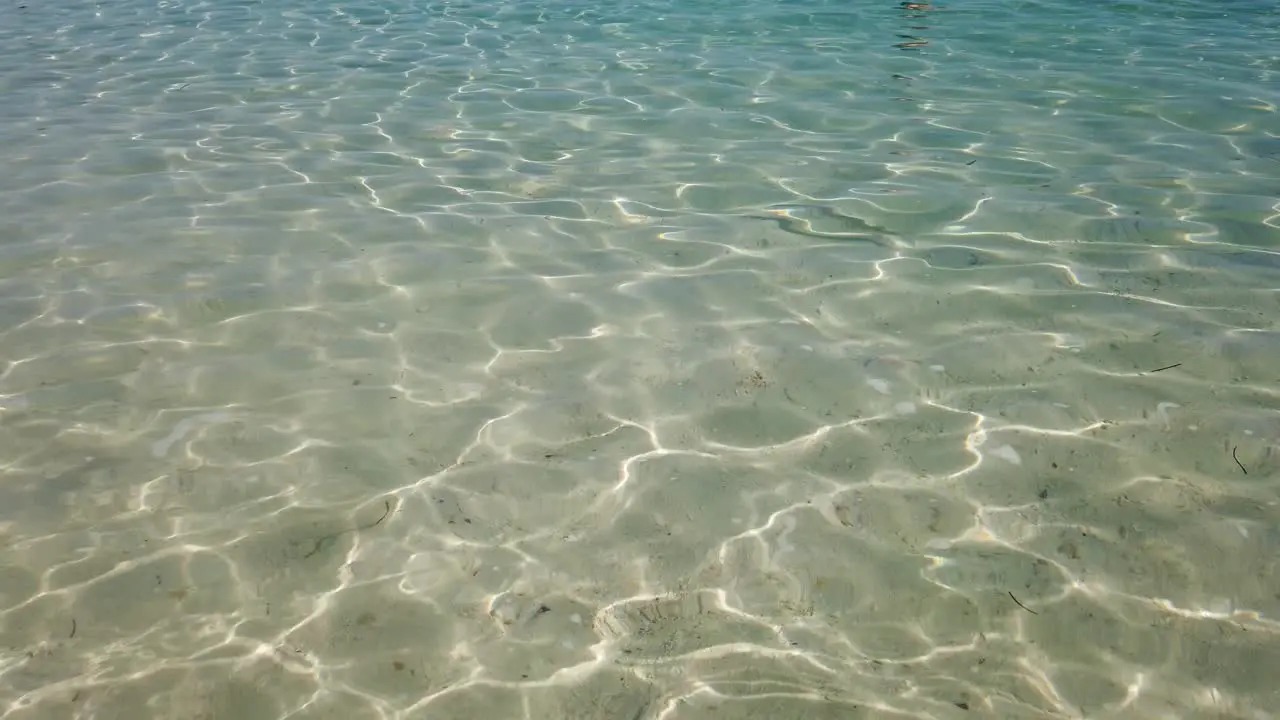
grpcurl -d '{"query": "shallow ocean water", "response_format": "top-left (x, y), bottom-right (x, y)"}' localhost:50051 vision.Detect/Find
top-left (1, 0), bottom-right (1279, 717)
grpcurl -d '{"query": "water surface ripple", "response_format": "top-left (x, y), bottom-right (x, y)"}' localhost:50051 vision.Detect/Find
top-left (1, 0), bottom-right (1279, 718)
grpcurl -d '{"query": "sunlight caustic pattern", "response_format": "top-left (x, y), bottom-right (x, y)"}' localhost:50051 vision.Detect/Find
top-left (1, 0), bottom-right (1280, 718)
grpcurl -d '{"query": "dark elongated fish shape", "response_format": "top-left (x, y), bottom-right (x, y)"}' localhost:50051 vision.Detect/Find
top-left (743, 203), bottom-right (900, 247)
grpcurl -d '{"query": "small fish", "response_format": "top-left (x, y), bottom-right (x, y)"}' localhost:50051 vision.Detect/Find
top-left (744, 204), bottom-right (898, 247)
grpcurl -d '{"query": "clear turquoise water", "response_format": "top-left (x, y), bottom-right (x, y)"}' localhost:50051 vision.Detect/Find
top-left (1, 1), bottom-right (1279, 718)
